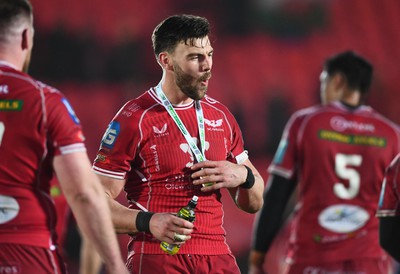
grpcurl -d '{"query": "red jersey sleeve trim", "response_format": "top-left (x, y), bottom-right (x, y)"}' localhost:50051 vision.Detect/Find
top-left (268, 165), bottom-right (293, 179)
top-left (376, 209), bottom-right (396, 217)
top-left (59, 143), bottom-right (86, 155)
top-left (235, 150), bottom-right (249, 164)
top-left (92, 166), bottom-right (125, 180)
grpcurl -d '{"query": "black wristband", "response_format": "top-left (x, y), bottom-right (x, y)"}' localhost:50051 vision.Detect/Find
top-left (136, 211), bottom-right (154, 233)
top-left (241, 165), bottom-right (255, 189)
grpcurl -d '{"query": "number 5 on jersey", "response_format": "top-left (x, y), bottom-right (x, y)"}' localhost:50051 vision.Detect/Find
top-left (334, 153), bottom-right (362, 200)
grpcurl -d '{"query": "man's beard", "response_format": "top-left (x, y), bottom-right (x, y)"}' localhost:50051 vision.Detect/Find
top-left (174, 63), bottom-right (211, 100)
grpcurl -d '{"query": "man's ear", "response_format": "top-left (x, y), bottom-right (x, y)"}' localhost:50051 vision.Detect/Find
top-left (332, 73), bottom-right (346, 90)
top-left (158, 52), bottom-right (174, 70)
top-left (21, 28), bottom-right (30, 50)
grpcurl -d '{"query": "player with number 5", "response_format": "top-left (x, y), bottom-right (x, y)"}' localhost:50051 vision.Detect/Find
top-left (249, 51), bottom-right (400, 274)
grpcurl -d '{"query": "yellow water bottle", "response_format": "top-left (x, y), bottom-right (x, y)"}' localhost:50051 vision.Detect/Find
top-left (160, 195), bottom-right (198, 255)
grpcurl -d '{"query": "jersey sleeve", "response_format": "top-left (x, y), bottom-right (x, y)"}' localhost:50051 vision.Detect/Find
top-left (377, 154), bottom-right (400, 217)
top-left (44, 86), bottom-right (86, 155)
top-left (223, 104), bottom-right (248, 164)
top-left (268, 111), bottom-right (304, 179)
top-left (92, 101), bottom-right (140, 180)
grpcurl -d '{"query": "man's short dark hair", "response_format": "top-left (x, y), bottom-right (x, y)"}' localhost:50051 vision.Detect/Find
top-left (152, 14), bottom-right (211, 57)
top-left (324, 51), bottom-right (373, 94)
top-left (0, 0), bottom-right (32, 40)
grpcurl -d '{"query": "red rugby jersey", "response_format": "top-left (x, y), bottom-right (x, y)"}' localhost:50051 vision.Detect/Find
top-left (93, 87), bottom-right (248, 255)
top-left (268, 101), bottom-right (400, 263)
top-left (0, 62), bottom-right (85, 249)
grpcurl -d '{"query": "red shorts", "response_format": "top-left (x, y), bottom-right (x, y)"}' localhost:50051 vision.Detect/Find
top-left (285, 257), bottom-right (392, 274)
top-left (0, 243), bottom-right (67, 274)
top-left (127, 253), bottom-right (240, 274)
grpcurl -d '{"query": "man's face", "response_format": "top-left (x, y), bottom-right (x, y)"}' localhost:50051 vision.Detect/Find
top-left (170, 36), bottom-right (213, 100)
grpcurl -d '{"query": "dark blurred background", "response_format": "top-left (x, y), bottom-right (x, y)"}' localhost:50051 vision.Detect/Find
top-left (28, 0), bottom-right (400, 272)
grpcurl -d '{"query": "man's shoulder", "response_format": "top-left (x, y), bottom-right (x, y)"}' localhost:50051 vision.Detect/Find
top-left (201, 95), bottom-right (230, 112)
top-left (289, 104), bottom-right (323, 122)
top-left (1, 68), bottom-right (64, 99)
top-left (117, 89), bottom-right (159, 118)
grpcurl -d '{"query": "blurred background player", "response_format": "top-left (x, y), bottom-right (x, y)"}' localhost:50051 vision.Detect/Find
top-left (0, 1), bottom-right (128, 273)
top-left (248, 51), bottom-right (400, 274)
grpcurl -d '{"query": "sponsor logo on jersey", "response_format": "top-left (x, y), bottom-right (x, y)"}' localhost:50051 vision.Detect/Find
top-left (61, 98), bottom-right (80, 124)
top-left (127, 102), bottom-right (141, 112)
top-left (165, 182), bottom-right (199, 191)
top-left (330, 116), bottom-right (375, 132)
top-left (0, 100), bottom-right (23, 111)
top-left (0, 263), bottom-right (20, 274)
top-left (313, 229), bottom-right (367, 244)
top-left (153, 123), bottom-right (169, 137)
top-left (101, 121), bottom-right (120, 149)
top-left (165, 174), bottom-right (201, 190)
top-left (0, 85), bottom-right (9, 94)
top-left (318, 204), bottom-right (369, 234)
top-left (0, 195), bottom-right (20, 224)
top-left (150, 145), bottom-right (160, 171)
top-left (319, 130), bottom-right (386, 147)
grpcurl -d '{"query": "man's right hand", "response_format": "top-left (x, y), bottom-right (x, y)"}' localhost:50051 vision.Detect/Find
top-left (150, 213), bottom-right (194, 244)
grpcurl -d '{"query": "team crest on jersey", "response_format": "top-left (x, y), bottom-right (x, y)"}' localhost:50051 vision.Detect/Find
top-left (153, 123), bottom-right (169, 136)
top-left (204, 118), bottom-right (224, 132)
top-left (101, 121), bottom-right (120, 149)
top-left (94, 153), bottom-right (107, 163)
top-left (61, 98), bottom-right (80, 124)
top-left (205, 119), bottom-right (222, 128)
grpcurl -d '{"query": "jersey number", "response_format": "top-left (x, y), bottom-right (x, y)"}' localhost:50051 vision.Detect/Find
top-left (0, 122), bottom-right (4, 146)
top-left (333, 153), bottom-right (362, 200)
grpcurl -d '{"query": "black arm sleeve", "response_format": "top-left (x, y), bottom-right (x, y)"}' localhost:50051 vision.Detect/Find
top-left (251, 174), bottom-right (297, 253)
top-left (379, 216), bottom-right (400, 262)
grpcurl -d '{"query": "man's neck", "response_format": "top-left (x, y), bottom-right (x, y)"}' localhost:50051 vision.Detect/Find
top-left (160, 81), bottom-right (193, 106)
